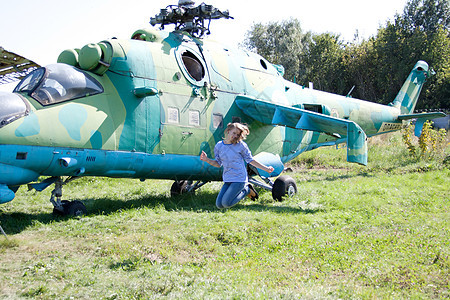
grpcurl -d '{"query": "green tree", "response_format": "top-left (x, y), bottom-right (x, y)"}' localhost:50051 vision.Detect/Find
top-left (401, 0), bottom-right (449, 33)
top-left (298, 33), bottom-right (347, 94)
top-left (421, 26), bottom-right (450, 109)
top-left (241, 0), bottom-right (449, 109)
top-left (342, 38), bottom-right (380, 101)
top-left (372, 0), bottom-right (450, 108)
top-left (242, 18), bottom-right (311, 83)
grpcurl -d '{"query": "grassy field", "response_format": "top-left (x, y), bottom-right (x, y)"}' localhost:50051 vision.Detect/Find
top-left (0, 132), bottom-right (449, 299)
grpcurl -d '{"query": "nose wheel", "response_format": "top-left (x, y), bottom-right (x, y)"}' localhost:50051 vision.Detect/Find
top-left (52, 200), bottom-right (87, 216)
top-left (248, 174), bottom-right (297, 202)
top-left (33, 176), bottom-right (87, 216)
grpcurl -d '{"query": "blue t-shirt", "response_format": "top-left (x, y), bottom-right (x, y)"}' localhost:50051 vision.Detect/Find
top-left (214, 140), bottom-right (254, 183)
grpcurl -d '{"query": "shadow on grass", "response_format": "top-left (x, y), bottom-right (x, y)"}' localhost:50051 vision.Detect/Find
top-left (0, 193), bottom-right (177, 235)
top-left (322, 171), bottom-right (374, 182)
top-left (238, 203), bottom-right (321, 214)
top-left (290, 169), bottom-right (375, 184)
top-left (0, 189), bottom-right (318, 235)
top-left (87, 191), bottom-right (320, 216)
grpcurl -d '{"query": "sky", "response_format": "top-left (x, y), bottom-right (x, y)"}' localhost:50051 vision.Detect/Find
top-left (1, 0), bottom-right (408, 90)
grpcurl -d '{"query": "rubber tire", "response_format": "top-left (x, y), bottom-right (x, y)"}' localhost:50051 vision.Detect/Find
top-left (272, 175), bottom-right (297, 201)
top-left (170, 180), bottom-right (188, 197)
top-left (53, 200), bottom-right (70, 216)
top-left (66, 200), bottom-right (87, 217)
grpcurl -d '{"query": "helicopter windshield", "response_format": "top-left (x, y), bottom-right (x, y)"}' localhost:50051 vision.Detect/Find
top-left (14, 64), bottom-right (103, 105)
top-left (0, 91), bottom-right (29, 128)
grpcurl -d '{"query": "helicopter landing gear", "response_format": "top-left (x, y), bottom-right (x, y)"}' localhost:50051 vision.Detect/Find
top-left (170, 180), bottom-right (208, 197)
top-left (52, 200), bottom-right (87, 216)
top-left (171, 174), bottom-right (298, 202)
top-left (248, 174), bottom-right (297, 201)
top-left (272, 175), bottom-right (297, 201)
top-left (48, 177), bottom-right (87, 216)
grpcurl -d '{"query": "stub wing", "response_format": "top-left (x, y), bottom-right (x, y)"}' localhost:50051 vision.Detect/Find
top-left (235, 95), bottom-right (368, 165)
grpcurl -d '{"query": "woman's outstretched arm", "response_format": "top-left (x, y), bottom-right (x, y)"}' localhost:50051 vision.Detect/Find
top-left (249, 160), bottom-right (274, 173)
top-left (200, 151), bottom-right (220, 168)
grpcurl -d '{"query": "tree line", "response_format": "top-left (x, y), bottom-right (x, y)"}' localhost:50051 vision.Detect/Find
top-left (242, 0), bottom-right (449, 110)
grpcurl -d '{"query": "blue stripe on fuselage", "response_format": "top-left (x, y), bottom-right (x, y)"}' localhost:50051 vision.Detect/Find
top-left (0, 145), bottom-right (222, 187)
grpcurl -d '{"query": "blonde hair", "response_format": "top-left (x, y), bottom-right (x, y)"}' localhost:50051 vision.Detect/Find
top-left (225, 122), bottom-right (250, 141)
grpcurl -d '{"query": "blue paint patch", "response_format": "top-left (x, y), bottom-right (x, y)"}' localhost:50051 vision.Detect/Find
top-left (59, 104), bottom-right (88, 141)
top-left (398, 92), bottom-right (412, 109)
top-left (90, 130), bottom-right (103, 149)
top-left (15, 112), bottom-right (40, 137)
top-left (164, 32), bottom-right (182, 49)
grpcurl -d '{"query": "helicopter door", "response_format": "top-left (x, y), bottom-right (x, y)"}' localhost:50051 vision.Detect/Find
top-left (159, 45), bottom-right (208, 156)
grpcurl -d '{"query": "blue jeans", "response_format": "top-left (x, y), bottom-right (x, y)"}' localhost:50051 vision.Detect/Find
top-left (216, 182), bottom-right (250, 209)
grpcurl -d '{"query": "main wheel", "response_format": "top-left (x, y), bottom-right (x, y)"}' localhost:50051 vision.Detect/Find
top-left (272, 175), bottom-right (297, 201)
top-left (52, 200), bottom-right (70, 216)
top-left (170, 180), bottom-right (190, 197)
top-left (66, 200), bottom-right (87, 217)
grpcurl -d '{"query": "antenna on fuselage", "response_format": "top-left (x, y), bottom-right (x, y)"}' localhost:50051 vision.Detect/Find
top-left (346, 85), bottom-right (355, 98)
top-left (150, 0), bottom-right (233, 38)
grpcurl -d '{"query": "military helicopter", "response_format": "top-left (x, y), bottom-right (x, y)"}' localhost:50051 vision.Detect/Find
top-left (0, 0), bottom-right (445, 216)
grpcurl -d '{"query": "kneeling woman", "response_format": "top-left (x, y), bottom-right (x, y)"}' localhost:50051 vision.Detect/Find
top-left (200, 122), bottom-right (274, 209)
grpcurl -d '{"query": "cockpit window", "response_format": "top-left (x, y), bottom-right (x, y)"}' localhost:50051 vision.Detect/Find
top-left (14, 68), bottom-right (45, 93)
top-left (0, 92), bottom-right (29, 128)
top-left (181, 51), bottom-right (205, 81)
top-left (14, 64), bottom-right (103, 105)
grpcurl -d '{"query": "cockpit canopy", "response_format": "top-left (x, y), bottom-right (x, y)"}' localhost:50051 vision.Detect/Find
top-left (0, 91), bottom-right (28, 128)
top-left (14, 63), bottom-right (103, 106)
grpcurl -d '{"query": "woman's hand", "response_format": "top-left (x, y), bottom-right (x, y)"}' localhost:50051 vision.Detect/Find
top-left (200, 151), bottom-right (220, 167)
top-left (200, 151), bottom-right (208, 161)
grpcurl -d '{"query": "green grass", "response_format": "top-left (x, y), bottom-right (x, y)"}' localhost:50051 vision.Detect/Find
top-left (0, 132), bottom-right (449, 299)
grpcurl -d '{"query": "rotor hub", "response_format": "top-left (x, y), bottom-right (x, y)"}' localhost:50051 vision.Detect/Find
top-left (150, 2), bottom-right (233, 38)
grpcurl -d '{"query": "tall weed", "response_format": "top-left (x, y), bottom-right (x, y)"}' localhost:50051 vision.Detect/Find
top-left (402, 120), bottom-right (448, 160)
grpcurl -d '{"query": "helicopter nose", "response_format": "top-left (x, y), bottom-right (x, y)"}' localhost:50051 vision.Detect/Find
top-left (0, 184), bottom-right (15, 204)
top-left (0, 91), bottom-right (28, 128)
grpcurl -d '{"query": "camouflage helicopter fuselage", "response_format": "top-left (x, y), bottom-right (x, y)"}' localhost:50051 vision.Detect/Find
top-left (0, 27), bottom-right (438, 204)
